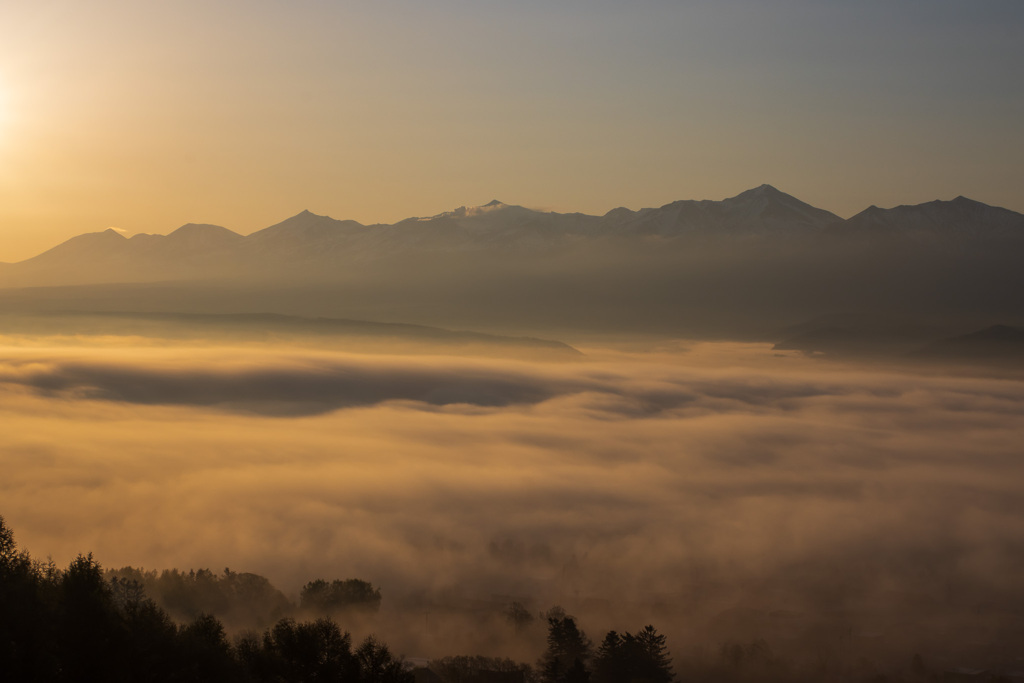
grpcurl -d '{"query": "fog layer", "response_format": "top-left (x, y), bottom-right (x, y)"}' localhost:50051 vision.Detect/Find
top-left (2, 338), bottom-right (1023, 660)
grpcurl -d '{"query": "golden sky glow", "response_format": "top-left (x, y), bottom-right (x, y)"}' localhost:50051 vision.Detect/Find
top-left (0, 76), bottom-right (8, 136)
top-left (1, 1), bottom-right (1023, 261)
top-left (3, 3), bottom-right (1023, 665)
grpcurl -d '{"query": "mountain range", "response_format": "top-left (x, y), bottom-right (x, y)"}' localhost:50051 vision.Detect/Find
top-left (773, 323), bottom-right (1024, 367)
top-left (1, 185), bottom-right (1021, 336)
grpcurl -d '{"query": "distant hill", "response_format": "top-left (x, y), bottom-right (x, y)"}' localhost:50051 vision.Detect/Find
top-left (843, 196), bottom-right (1024, 239)
top-left (914, 325), bottom-right (1024, 362)
top-left (1, 186), bottom-right (1021, 336)
top-left (0, 311), bottom-right (582, 359)
top-left (0, 185), bottom-right (868, 287)
top-left (772, 319), bottom-right (953, 358)
top-left (773, 327), bottom-right (868, 356)
top-left (608, 184), bottom-right (841, 237)
top-left (773, 322), bottom-right (1024, 366)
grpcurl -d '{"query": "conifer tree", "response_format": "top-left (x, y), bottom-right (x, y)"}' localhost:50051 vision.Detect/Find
top-left (539, 616), bottom-right (592, 683)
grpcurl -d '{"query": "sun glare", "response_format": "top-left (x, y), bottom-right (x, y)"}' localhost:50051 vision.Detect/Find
top-left (0, 78), bottom-right (9, 136)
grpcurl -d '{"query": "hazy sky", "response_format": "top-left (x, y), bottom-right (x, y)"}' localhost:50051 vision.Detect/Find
top-left (1, 0), bottom-right (1022, 261)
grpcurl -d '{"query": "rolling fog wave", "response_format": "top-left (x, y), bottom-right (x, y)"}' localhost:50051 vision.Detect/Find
top-left (0, 345), bottom-right (932, 417)
top-left (2, 340), bottom-right (1024, 660)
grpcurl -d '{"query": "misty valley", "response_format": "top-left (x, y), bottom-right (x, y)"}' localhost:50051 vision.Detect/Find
top-left (2, 318), bottom-right (1024, 682)
top-left (4, 0), bottom-right (1024, 678)
top-left (2, 189), bottom-right (1024, 681)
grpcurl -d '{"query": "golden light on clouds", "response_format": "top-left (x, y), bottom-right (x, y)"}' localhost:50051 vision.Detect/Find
top-left (2, 336), bottom-right (1023, 648)
top-left (0, 1), bottom-right (1022, 672)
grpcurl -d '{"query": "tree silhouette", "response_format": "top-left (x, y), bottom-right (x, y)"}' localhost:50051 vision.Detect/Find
top-left (632, 626), bottom-right (672, 683)
top-left (109, 575), bottom-right (146, 610)
top-left (59, 553), bottom-right (130, 681)
top-left (109, 564), bottom-right (291, 629)
top-left (593, 626), bottom-right (673, 683)
top-left (301, 578), bottom-right (383, 615)
top-left (0, 515), bottom-right (55, 680)
top-left (179, 612), bottom-right (240, 681)
top-left (593, 632), bottom-right (627, 683)
top-left (1, 516), bottom-right (432, 683)
top-left (505, 601), bottom-right (535, 636)
top-left (539, 616), bottom-right (592, 683)
top-left (0, 515), bottom-right (18, 567)
top-left (357, 634), bottom-right (412, 683)
top-left (253, 616), bottom-right (359, 682)
top-left (429, 654), bottom-right (534, 683)
top-left (121, 599), bottom-right (181, 683)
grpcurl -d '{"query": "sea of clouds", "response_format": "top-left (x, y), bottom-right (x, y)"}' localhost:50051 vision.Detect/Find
top-left (2, 338), bottom-right (1023, 660)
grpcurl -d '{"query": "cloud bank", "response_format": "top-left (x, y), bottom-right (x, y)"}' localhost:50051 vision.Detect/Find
top-left (2, 340), bottom-right (1023, 660)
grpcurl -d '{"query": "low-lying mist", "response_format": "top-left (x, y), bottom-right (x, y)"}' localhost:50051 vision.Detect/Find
top-left (2, 334), bottom-right (1023, 669)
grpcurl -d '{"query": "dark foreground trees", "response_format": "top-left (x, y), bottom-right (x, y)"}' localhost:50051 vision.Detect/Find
top-left (592, 626), bottom-right (673, 683)
top-left (430, 655), bottom-right (535, 683)
top-left (0, 515), bottom-right (411, 683)
top-left (537, 615), bottom-right (676, 683)
top-left (538, 615), bottom-right (592, 683)
top-left (4, 514), bottom-right (685, 683)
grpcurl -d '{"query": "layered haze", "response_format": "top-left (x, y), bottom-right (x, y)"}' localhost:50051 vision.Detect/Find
top-left (3, 332), bottom-right (1024, 664)
top-left (2, 186), bottom-right (1023, 338)
top-left (4, 0), bottom-right (1024, 677)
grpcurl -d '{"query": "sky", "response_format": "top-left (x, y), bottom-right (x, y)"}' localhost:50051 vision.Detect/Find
top-left (0, 0), bottom-right (1022, 261)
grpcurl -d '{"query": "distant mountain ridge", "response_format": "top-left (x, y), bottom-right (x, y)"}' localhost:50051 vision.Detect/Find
top-left (770, 323), bottom-right (1024, 367)
top-left (0, 310), bottom-right (582, 358)
top-left (915, 324), bottom-right (1024, 362)
top-left (605, 184), bottom-right (842, 237)
top-left (1, 185), bottom-right (1021, 337)
top-left (3, 185), bottom-right (1021, 284)
top-left (843, 196), bottom-right (1024, 238)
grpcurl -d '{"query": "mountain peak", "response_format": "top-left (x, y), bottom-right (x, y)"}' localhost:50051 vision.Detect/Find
top-left (844, 195), bottom-right (1024, 238)
top-left (270, 209), bottom-right (338, 225)
top-left (18, 226), bottom-right (128, 266)
top-left (170, 222), bottom-right (236, 233)
top-left (733, 184), bottom-right (787, 200)
top-left (78, 228), bottom-right (127, 242)
top-left (483, 199), bottom-right (505, 207)
top-left (715, 184), bottom-right (841, 228)
top-left (247, 208), bottom-right (364, 244)
top-left (947, 195), bottom-right (988, 209)
top-left (166, 223), bottom-right (242, 243)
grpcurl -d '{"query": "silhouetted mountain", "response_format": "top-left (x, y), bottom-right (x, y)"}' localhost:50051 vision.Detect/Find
top-left (246, 210), bottom-right (369, 252)
top-left (4, 188), bottom-right (1017, 287)
top-left (914, 325), bottom-right (1024, 362)
top-left (770, 315), bottom-right (958, 358)
top-left (6, 225), bottom-right (247, 285)
top-left (0, 185), bottom-right (849, 286)
top-left (1, 187), bottom-right (1021, 335)
top-left (24, 227), bottom-right (131, 266)
top-left (844, 196), bottom-right (1024, 238)
top-left (607, 184), bottom-right (841, 237)
top-left (0, 311), bottom-right (583, 358)
top-left (779, 323), bottom-right (1024, 364)
top-left (160, 223), bottom-right (244, 249)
